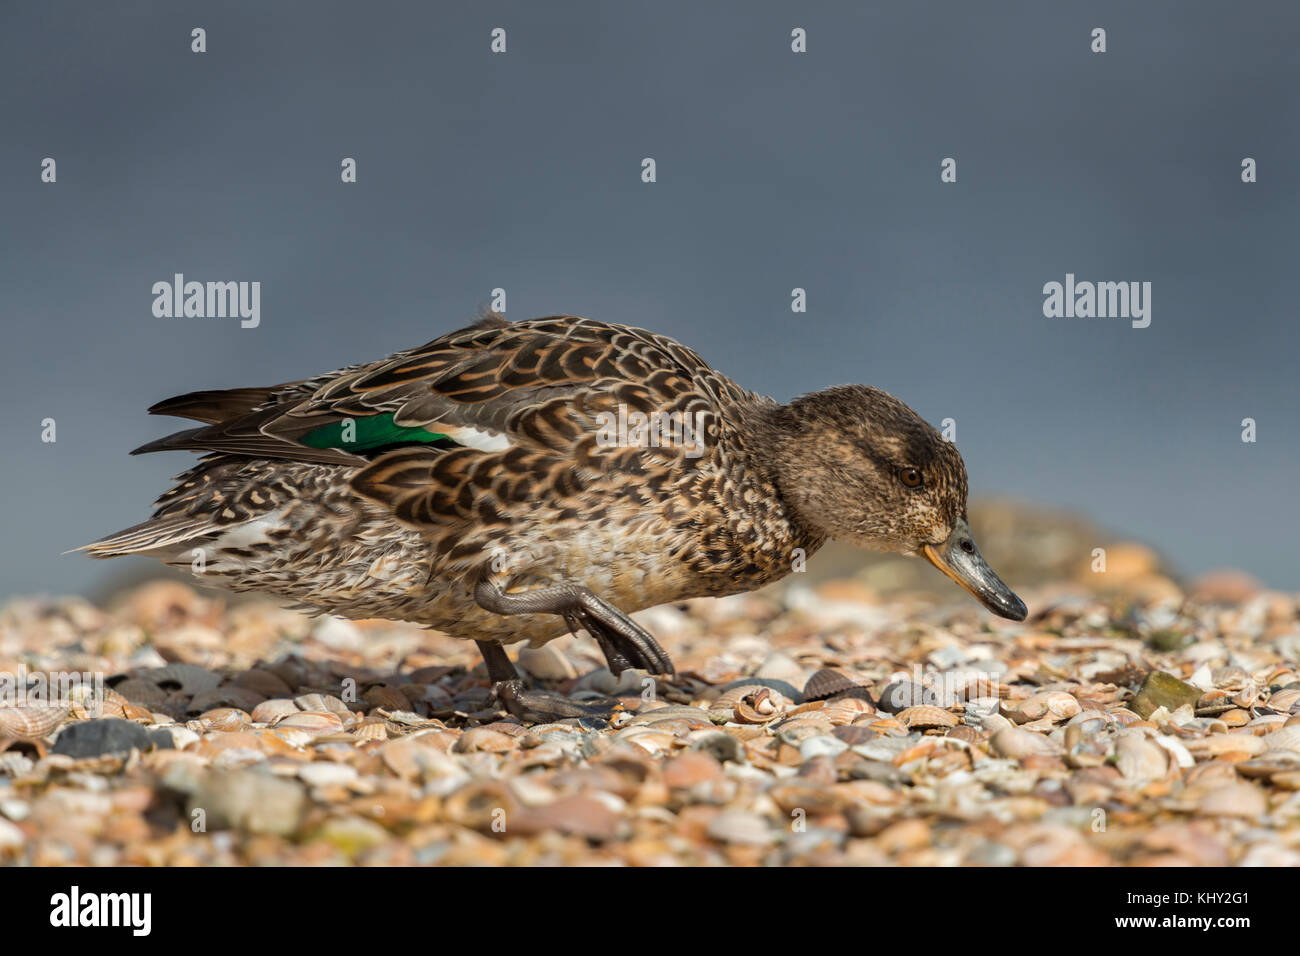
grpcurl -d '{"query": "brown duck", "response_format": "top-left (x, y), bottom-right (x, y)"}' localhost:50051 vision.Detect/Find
top-left (84, 313), bottom-right (1026, 719)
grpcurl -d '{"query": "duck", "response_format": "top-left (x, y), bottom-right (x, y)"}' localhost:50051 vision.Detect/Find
top-left (83, 313), bottom-right (1026, 720)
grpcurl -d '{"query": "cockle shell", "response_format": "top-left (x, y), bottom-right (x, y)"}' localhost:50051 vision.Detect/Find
top-left (1264, 725), bottom-right (1300, 753)
top-left (0, 703), bottom-right (72, 740)
top-left (110, 678), bottom-right (168, 707)
top-left (1115, 733), bottom-right (1170, 781)
top-left (1195, 690), bottom-right (1237, 716)
top-left (276, 711), bottom-right (344, 735)
top-left (1267, 688), bottom-right (1300, 713)
top-left (707, 684), bottom-right (791, 724)
top-left (251, 699), bottom-right (300, 725)
top-left (802, 669), bottom-right (873, 702)
top-left (896, 706), bottom-right (958, 731)
top-left (363, 685), bottom-right (411, 712)
top-left (353, 720), bottom-right (388, 742)
top-left (818, 697), bottom-right (876, 726)
top-left (138, 664), bottom-right (221, 695)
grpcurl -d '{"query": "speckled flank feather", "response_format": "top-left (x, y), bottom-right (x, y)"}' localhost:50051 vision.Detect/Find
top-left (83, 314), bottom-right (835, 646)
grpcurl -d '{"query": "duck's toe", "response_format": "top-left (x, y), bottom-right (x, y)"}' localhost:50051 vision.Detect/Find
top-left (487, 679), bottom-right (612, 723)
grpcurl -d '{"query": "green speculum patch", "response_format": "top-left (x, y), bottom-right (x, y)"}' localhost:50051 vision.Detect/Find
top-left (300, 414), bottom-right (450, 452)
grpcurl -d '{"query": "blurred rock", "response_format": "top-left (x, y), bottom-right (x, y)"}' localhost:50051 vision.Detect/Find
top-left (52, 719), bottom-right (173, 758)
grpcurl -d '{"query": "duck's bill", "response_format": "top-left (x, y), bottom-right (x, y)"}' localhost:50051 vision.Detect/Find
top-left (922, 518), bottom-right (1028, 621)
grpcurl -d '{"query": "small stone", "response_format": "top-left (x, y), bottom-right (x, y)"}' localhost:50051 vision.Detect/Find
top-left (517, 645), bottom-right (577, 680)
top-left (188, 685), bottom-right (265, 714)
top-left (298, 762), bottom-right (359, 788)
top-left (753, 652), bottom-right (807, 687)
top-left (514, 794), bottom-right (621, 841)
top-left (1271, 771), bottom-right (1300, 791)
top-left (190, 768), bottom-right (306, 836)
top-left (1130, 671), bottom-right (1202, 720)
top-left (163, 726), bottom-right (200, 750)
top-left (991, 727), bottom-right (1058, 760)
top-left (662, 751), bottom-right (724, 789)
top-left (52, 719), bottom-right (174, 758)
top-left (1146, 629), bottom-right (1194, 652)
top-left (452, 727), bottom-right (517, 754)
top-left (314, 815), bottom-right (389, 855)
top-left (1115, 734), bottom-right (1169, 781)
top-left (876, 818), bottom-right (931, 854)
top-left (877, 680), bottom-right (938, 713)
top-left (313, 616), bottom-right (364, 652)
top-left (687, 730), bottom-right (744, 763)
top-left (1189, 570), bottom-right (1259, 604)
top-left (707, 810), bottom-right (775, 846)
top-left (0, 819), bottom-right (24, 849)
top-left (849, 759), bottom-right (905, 784)
top-left (1196, 783), bottom-right (1267, 819)
top-left (799, 734), bottom-right (849, 760)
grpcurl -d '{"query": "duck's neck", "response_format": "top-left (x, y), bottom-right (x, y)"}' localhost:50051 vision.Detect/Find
top-left (721, 399), bottom-right (829, 576)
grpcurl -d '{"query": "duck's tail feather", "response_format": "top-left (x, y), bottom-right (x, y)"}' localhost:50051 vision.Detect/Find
top-left (75, 516), bottom-right (212, 558)
top-left (147, 386), bottom-right (282, 424)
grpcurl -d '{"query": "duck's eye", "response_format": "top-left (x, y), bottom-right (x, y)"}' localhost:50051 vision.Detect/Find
top-left (900, 468), bottom-right (922, 488)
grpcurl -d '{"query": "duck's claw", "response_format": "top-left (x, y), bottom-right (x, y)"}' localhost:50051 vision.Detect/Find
top-left (565, 610), bottom-right (675, 677)
top-left (474, 578), bottom-right (675, 677)
top-left (486, 679), bottom-right (611, 722)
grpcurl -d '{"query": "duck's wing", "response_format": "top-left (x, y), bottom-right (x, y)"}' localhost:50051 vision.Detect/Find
top-left (130, 313), bottom-right (745, 529)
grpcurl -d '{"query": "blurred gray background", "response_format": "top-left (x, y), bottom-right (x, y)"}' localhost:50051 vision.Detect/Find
top-left (2, 1), bottom-right (1296, 598)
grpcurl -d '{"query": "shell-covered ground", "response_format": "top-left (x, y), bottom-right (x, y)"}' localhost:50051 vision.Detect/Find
top-left (1, 542), bottom-right (1298, 866)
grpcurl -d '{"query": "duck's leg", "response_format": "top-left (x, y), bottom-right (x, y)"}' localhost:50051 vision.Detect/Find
top-left (474, 640), bottom-right (606, 722)
top-left (474, 579), bottom-right (675, 676)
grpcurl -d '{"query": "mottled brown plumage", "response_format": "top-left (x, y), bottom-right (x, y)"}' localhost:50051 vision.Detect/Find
top-left (84, 313), bottom-right (1025, 716)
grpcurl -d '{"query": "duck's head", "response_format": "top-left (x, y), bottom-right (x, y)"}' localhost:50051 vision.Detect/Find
top-left (766, 384), bottom-right (1027, 621)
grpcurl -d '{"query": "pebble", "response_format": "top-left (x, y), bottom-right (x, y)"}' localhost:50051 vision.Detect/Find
top-left (298, 763), bottom-right (359, 788)
top-left (517, 645), bottom-right (578, 680)
top-left (688, 730), bottom-right (744, 763)
top-left (706, 810), bottom-right (775, 846)
top-left (1115, 734), bottom-right (1169, 781)
top-left (991, 727), bottom-right (1058, 760)
top-left (51, 719), bottom-right (174, 758)
top-left (190, 769), bottom-right (306, 836)
top-left (662, 752), bottom-right (724, 789)
top-left (452, 728), bottom-right (518, 754)
top-left (0, 819), bottom-right (24, 849)
top-left (0, 799), bottom-right (30, 821)
top-left (877, 680), bottom-right (938, 713)
top-left (313, 616), bottom-right (364, 652)
top-left (2, 546), bottom-right (1298, 865)
top-left (1131, 671), bottom-right (1202, 719)
top-left (251, 699), bottom-right (300, 724)
top-left (799, 735), bottom-right (849, 760)
top-left (1196, 783), bottom-right (1267, 818)
top-left (314, 815), bottom-right (389, 855)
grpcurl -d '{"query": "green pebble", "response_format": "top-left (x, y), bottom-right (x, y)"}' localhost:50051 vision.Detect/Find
top-left (1130, 670), bottom-right (1201, 719)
